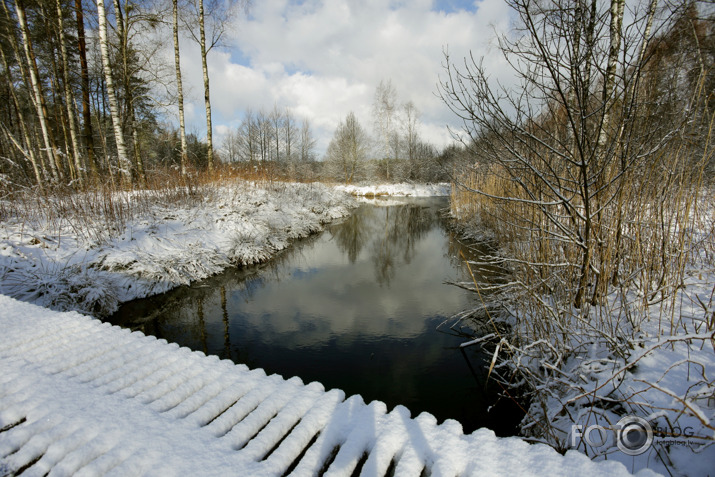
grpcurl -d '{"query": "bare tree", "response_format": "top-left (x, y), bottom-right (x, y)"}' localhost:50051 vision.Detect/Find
top-left (13, 0), bottom-right (61, 181)
top-left (299, 118), bottom-right (316, 163)
top-left (440, 0), bottom-right (710, 454)
top-left (220, 127), bottom-right (241, 163)
top-left (0, 4), bottom-right (43, 188)
top-left (373, 78), bottom-right (397, 180)
top-left (240, 108), bottom-right (259, 162)
top-left (197, 0), bottom-right (213, 171)
top-left (75, 0), bottom-right (98, 181)
top-left (326, 112), bottom-right (370, 184)
top-left (283, 109), bottom-right (298, 164)
top-left (439, 0), bottom-right (670, 308)
top-left (54, 0), bottom-right (84, 186)
top-left (402, 100), bottom-right (421, 181)
top-left (182, 0), bottom-right (244, 172)
top-left (269, 104), bottom-right (282, 162)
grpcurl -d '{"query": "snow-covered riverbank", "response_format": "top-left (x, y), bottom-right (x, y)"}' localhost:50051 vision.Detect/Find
top-left (453, 208), bottom-right (715, 476)
top-left (0, 181), bottom-right (354, 317)
top-left (334, 182), bottom-right (450, 197)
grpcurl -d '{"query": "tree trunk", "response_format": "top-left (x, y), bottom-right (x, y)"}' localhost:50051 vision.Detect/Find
top-left (97, 0), bottom-right (133, 186)
top-left (173, 0), bottom-right (188, 178)
top-left (55, 0), bottom-right (84, 186)
top-left (597, 0), bottom-right (625, 149)
top-left (112, 0), bottom-right (145, 187)
top-left (74, 0), bottom-right (98, 182)
top-left (0, 44), bottom-right (43, 189)
top-left (14, 0), bottom-right (61, 182)
top-left (198, 0), bottom-right (214, 172)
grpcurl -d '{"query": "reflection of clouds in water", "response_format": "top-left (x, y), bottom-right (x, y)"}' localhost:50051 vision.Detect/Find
top-left (110, 198), bottom-right (514, 434)
top-left (117, 197), bottom-right (481, 351)
top-left (228, 204), bottom-right (474, 349)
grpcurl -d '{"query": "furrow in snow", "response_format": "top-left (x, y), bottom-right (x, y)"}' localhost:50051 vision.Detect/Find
top-left (223, 376), bottom-right (307, 451)
top-left (149, 363), bottom-right (235, 414)
top-left (103, 345), bottom-right (189, 397)
top-left (288, 394), bottom-right (371, 476)
top-left (204, 375), bottom-right (285, 438)
top-left (183, 371), bottom-right (268, 428)
top-left (261, 388), bottom-right (346, 476)
top-left (161, 374), bottom-right (243, 421)
top-left (239, 381), bottom-right (326, 463)
top-left (83, 335), bottom-right (177, 387)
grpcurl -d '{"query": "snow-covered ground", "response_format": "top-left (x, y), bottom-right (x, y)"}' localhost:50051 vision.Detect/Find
top-left (454, 206), bottom-right (715, 476)
top-left (0, 295), bottom-right (657, 476)
top-left (557, 271), bottom-right (715, 476)
top-left (334, 182), bottom-right (451, 197)
top-left (2, 179), bottom-right (708, 475)
top-left (0, 181), bottom-right (354, 317)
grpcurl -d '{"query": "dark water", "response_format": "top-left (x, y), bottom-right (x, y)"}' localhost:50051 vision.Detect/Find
top-left (108, 197), bottom-right (522, 435)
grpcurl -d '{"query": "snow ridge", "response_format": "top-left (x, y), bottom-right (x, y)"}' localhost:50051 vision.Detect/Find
top-left (0, 296), bottom-right (655, 476)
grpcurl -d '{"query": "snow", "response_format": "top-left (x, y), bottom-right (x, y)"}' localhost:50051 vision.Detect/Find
top-left (0, 181), bottom-right (354, 317)
top-left (0, 179), bottom-right (705, 475)
top-left (454, 199), bottom-right (715, 476)
top-left (334, 182), bottom-right (451, 197)
top-left (546, 255), bottom-right (715, 476)
top-left (0, 295), bottom-right (654, 476)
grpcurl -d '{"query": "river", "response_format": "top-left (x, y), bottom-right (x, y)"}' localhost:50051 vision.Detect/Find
top-left (108, 196), bottom-right (522, 435)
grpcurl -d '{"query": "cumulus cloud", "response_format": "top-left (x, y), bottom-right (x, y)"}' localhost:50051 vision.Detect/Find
top-left (178, 0), bottom-right (512, 155)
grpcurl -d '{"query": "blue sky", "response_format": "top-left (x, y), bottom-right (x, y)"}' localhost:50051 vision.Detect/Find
top-left (172, 0), bottom-right (512, 156)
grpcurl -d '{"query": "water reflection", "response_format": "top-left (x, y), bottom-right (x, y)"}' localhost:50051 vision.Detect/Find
top-left (109, 197), bottom-right (522, 435)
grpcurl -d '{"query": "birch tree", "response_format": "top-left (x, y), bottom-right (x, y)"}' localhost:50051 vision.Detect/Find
top-left (197, 0), bottom-right (213, 171)
top-left (299, 119), bottom-right (316, 163)
top-left (75, 0), bottom-right (98, 181)
top-left (112, 0), bottom-right (147, 186)
top-left (97, 0), bottom-right (133, 185)
top-left (172, 0), bottom-right (188, 178)
top-left (326, 112), bottom-right (370, 184)
top-left (402, 100), bottom-right (420, 181)
top-left (373, 78), bottom-right (397, 180)
top-left (0, 46), bottom-right (43, 188)
top-left (55, 0), bottom-right (84, 186)
top-left (14, 0), bottom-right (61, 181)
top-left (182, 0), bottom-right (238, 172)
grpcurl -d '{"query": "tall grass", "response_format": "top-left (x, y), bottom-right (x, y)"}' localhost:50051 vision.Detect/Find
top-left (451, 121), bottom-right (715, 451)
top-left (0, 163), bottom-right (285, 246)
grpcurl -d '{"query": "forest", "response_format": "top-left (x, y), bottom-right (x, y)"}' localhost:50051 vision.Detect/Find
top-left (0, 0), bottom-right (455, 191)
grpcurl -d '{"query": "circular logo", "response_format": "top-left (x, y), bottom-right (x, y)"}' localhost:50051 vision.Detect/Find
top-left (616, 416), bottom-right (653, 455)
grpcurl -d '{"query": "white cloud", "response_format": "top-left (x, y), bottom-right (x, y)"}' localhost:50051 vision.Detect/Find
top-left (175, 0), bottom-right (512, 156)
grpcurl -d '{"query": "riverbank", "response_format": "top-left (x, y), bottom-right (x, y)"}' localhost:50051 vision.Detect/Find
top-left (334, 182), bottom-right (450, 197)
top-left (0, 181), bottom-right (354, 317)
top-left (451, 196), bottom-right (715, 476)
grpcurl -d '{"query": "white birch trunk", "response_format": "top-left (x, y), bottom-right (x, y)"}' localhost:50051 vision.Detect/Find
top-left (597, 0), bottom-right (625, 149)
top-left (173, 0), bottom-right (189, 178)
top-left (97, 0), bottom-right (133, 185)
top-left (198, 0), bottom-right (214, 172)
top-left (15, 0), bottom-right (60, 182)
top-left (55, 0), bottom-right (84, 186)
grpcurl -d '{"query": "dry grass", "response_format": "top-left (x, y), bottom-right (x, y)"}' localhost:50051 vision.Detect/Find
top-left (0, 163), bottom-right (294, 247)
top-left (451, 125), bottom-right (715, 452)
